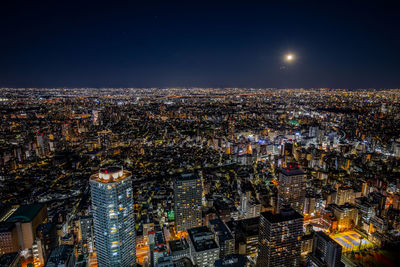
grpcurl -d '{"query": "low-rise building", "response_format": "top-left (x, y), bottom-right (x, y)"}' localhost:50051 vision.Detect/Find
top-left (169, 238), bottom-right (190, 262)
top-left (188, 226), bottom-right (220, 267)
top-left (209, 219), bottom-right (234, 257)
top-left (45, 245), bottom-right (76, 267)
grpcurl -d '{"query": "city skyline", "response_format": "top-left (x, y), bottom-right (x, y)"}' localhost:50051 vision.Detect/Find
top-left (1, 1), bottom-right (400, 267)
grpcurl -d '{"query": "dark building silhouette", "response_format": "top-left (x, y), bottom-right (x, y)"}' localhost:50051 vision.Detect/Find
top-left (257, 206), bottom-right (303, 267)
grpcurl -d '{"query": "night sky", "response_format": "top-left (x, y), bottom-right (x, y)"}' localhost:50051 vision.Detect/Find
top-left (1, 0), bottom-right (399, 88)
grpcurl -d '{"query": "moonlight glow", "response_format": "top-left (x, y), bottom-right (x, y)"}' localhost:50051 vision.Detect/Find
top-left (286, 54), bottom-right (294, 61)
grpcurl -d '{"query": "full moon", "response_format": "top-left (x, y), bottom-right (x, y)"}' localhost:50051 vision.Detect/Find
top-left (286, 54), bottom-right (293, 61)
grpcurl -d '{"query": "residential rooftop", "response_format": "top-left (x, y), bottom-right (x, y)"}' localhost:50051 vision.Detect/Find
top-left (188, 226), bottom-right (219, 252)
top-left (169, 238), bottom-right (189, 253)
top-left (261, 207), bottom-right (303, 224)
top-left (279, 166), bottom-right (305, 176)
top-left (209, 218), bottom-right (234, 242)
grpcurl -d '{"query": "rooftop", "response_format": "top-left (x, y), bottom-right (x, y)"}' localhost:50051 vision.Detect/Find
top-left (214, 254), bottom-right (248, 267)
top-left (37, 223), bottom-right (55, 235)
top-left (173, 257), bottom-right (195, 267)
top-left (261, 207), bottom-right (303, 223)
top-left (226, 217), bottom-right (260, 236)
top-left (177, 173), bottom-right (200, 181)
top-left (209, 219), bottom-right (234, 242)
top-left (151, 231), bottom-right (165, 245)
top-left (279, 166), bottom-right (305, 176)
top-left (90, 167), bottom-right (131, 183)
top-left (169, 238), bottom-right (189, 253)
top-left (188, 226), bottom-right (219, 252)
top-left (157, 256), bottom-right (173, 265)
top-left (0, 222), bottom-right (15, 232)
top-left (45, 245), bottom-right (74, 267)
top-left (6, 203), bottom-right (44, 223)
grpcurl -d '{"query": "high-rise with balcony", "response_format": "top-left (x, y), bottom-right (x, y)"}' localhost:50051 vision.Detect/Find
top-left (307, 231), bottom-right (343, 267)
top-left (277, 166), bottom-right (306, 214)
top-left (257, 206), bottom-right (303, 267)
top-left (174, 173), bottom-right (203, 232)
top-left (90, 167), bottom-right (136, 267)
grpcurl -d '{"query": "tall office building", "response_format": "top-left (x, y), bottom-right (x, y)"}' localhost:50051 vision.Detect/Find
top-left (174, 173), bottom-right (202, 232)
top-left (257, 206), bottom-right (303, 267)
top-left (226, 217), bottom-right (259, 257)
top-left (307, 231), bottom-right (343, 267)
top-left (277, 166), bottom-right (306, 214)
top-left (90, 167), bottom-right (136, 267)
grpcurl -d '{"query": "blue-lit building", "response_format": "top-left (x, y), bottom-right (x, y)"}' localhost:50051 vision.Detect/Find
top-left (90, 167), bottom-right (136, 267)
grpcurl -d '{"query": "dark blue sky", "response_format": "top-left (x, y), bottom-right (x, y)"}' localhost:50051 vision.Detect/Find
top-left (1, 0), bottom-right (399, 88)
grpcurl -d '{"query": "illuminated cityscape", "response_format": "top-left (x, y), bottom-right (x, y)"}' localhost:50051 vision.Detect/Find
top-left (0, 87), bottom-right (399, 267)
top-left (1, 1), bottom-right (400, 267)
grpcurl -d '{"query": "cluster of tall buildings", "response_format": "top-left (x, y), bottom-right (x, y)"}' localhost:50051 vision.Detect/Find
top-left (0, 165), bottom-right (359, 266)
top-left (87, 166), bottom-right (342, 267)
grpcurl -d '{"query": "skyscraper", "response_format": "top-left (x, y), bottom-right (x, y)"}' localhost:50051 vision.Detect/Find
top-left (257, 206), bottom-right (303, 267)
top-left (174, 173), bottom-right (202, 232)
top-left (90, 167), bottom-right (136, 267)
top-left (307, 231), bottom-right (343, 267)
top-left (277, 166), bottom-right (306, 214)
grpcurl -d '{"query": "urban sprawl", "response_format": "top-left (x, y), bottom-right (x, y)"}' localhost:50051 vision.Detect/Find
top-left (0, 88), bottom-right (400, 267)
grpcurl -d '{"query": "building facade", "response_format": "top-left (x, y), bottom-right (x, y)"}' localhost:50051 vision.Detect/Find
top-left (169, 238), bottom-right (190, 262)
top-left (257, 207), bottom-right (303, 267)
top-left (90, 167), bottom-right (136, 267)
top-left (6, 204), bottom-right (48, 251)
top-left (0, 223), bottom-right (18, 256)
top-left (209, 219), bottom-right (235, 257)
top-left (277, 167), bottom-right (306, 214)
top-left (188, 226), bottom-right (220, 267)
top-left (308, 231), bottom-right (343, 267)
top-left (174, 173), bottom-right (203, 232)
